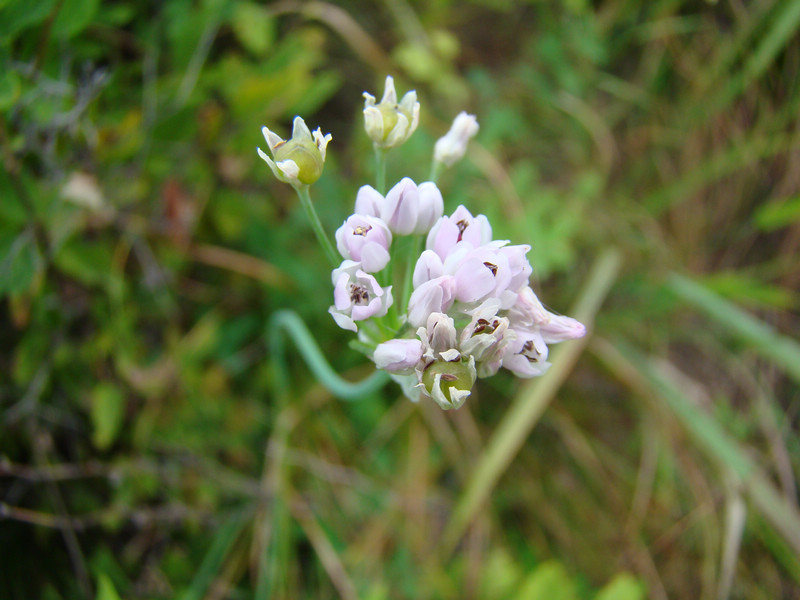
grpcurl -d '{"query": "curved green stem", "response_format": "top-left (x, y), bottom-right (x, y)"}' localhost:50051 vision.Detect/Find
top-left (268, 309), bottom-right (389, 400)
top-left (295, 185), bottom-right (339, 267)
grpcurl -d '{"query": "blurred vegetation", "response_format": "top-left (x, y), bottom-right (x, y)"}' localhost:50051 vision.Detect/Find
top-left (2, 0), bottom-right (800, 599)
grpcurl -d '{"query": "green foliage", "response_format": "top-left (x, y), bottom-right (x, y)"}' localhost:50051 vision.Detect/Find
top-left (2, 1), bottom-right (799, 599)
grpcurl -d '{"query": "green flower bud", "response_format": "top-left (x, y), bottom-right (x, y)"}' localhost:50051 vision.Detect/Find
top-left (257, 116), bottom-right (331, 187)
top-left (363, 75), bottom-right (420, 149)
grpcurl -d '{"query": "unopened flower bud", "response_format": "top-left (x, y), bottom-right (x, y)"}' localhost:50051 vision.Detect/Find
top-left (434, 112), bottom-right (479, 167)
top-left (373, 339), bottom-right (424, 374)
top-left (363, 76), bottom-right (420, 149)
top-left (257, 116), bottom-right (331, 186)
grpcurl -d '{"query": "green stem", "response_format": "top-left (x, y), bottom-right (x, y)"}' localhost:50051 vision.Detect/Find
top-left (429, 159), bottom-right (443, 184)
top-left (268, 309), bottom-right (389, 400)
top-left (374, 146), bottom-right (387, 194)
top-left (295, 185), bottom-right (339, 267)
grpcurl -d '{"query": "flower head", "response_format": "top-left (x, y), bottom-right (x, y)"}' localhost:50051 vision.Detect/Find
top-left (257, 116), bottom-right (331, 186)
top-left (434, 112), bottom-right (479, 167)
top-left (363, 76), bottom-right (420, 149)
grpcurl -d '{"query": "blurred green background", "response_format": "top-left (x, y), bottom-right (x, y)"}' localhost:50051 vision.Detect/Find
top-left (2, 0), bottom-right (800, 598)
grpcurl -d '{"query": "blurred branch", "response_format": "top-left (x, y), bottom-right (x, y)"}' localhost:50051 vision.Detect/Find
top-left (189, 243), bottom-right (290, 287)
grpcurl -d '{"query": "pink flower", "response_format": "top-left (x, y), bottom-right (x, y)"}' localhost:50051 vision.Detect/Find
top-left (329, 262), bottom-right (393, 332)
top-left (426, 205), bottom-right (492, 260)
top-left (355, 179), bottom-right (444, 236)
top-left (502, 329), bottom-right (550, 378)
top-left (412, 249), bottom-right (444, 288)
top-left (335, 214), bottom-right (392, 272)
top-left (406, 276), bottom-right (456, 327)
top-left (459, 299), bottom-right (513, 377)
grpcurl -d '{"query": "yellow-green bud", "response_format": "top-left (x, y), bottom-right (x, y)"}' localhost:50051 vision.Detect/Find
top-left (257, 116), bottom-right (332, 188)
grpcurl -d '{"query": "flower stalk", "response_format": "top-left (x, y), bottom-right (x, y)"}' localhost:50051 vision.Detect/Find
top-left (295, 185), bottom-right (339, 267)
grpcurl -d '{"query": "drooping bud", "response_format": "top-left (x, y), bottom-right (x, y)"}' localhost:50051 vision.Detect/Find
top-left (434, 112), bottom-right (479, 167)
top-left (257, 116), bottom-right (331, 187)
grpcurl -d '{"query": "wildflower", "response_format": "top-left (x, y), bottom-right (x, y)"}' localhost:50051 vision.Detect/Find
top-left (257, 116), bottom-right (331, 186)
top-left (407, 276), bottom-right (456, 327)
top-left (434, 112), bottom-right (479, 167)
top-left (363, 75), bottom-right (420, 149)
top-left (335, 214), bottom-right (392, 273)
top-left (501, 329), bottom-right (550, 378)
top-left (426, 204), bottom-right (493, 260)
top-left (459, 299), bottom-right (513, 377)
top-left (373, 339), bottom-right (424, 374)
top-left (329, 261), bottom-right (393, 332)
top-left (355, 178), bottom-right (444, 236)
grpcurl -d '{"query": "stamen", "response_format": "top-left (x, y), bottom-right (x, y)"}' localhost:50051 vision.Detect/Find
top-left (474, 318), bottom-right (490, 334)
top-left (518, 340), bottom-right (540, 363)
top-left (483, 261), bottom-right (498, 276)
top-left (349, 284), bottom-right (370, 304)
top-left (353, 225), bottom-right (372, 236)
top-left (456, 219), bottom-right (469, 242)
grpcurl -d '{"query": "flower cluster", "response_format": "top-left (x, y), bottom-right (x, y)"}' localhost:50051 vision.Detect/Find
top-left (334, 194), bottom-right (585, 410)
top-left (259, 75), bottom-right (585, 410)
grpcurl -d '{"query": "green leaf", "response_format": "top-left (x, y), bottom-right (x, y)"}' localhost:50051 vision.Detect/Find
top-left (52, 0), bottom-right (100, 39)
top-left (54, 238), bottom-right (115, 289)
top-left (0, 68), bottom-right (20, 111)
top-left (594, 574), bottom-right (645, 600)
top-left (755, 195), bottom-right (800, 231)
top-left (514, 561), bottom-right (578, 600)
top-left (95, 573), bottom-right (122, 600)
top-left (0, 0), bottom-right (56, 40)
top-left (668, 273), bottom-right (800, 384)
top-left (90, 383), bottom-right (126, 451)
top-left (0, 230), bottom-right (41, 297)
top-left (700, 271), bottom-right (798, 310)
top-left (231, 0), bottom-right (274, 56)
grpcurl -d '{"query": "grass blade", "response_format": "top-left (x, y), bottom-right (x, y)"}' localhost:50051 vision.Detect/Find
top-left (601, 338), bottom-right (800, 558)
top-left (181, 508), bottom-right (250, 600)
top-left (440, 248), bottom-right (622, 554)
top-left (667, 273), bottom-right (800, 384)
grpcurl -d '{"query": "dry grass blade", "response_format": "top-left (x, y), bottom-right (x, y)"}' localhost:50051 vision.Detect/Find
top-left (440, 248), bottom-right (622, 555)
top-left (596, 338), bottom-right (800, 558)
